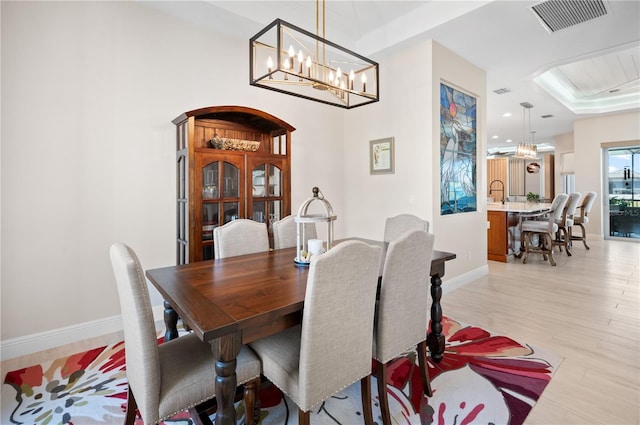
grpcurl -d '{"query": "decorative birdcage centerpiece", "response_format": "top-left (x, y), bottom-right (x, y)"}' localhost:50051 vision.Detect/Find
top-left (294, 187), bottom-right (336, 266)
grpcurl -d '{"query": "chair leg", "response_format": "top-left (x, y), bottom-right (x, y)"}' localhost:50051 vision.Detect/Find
top-left (545, 234), bottom-right (556, 266)
top-left (580, 223), bottom-right (590, 249)
top-left (522, 232), bottom-right (530, 264)
top-left (298, 408), bottom-right (311, 425)
top-left (360, 375), bottom-right (374, 425)
top-left (124, 387), bottom-right (138, 425)
top-left (566, 227), bottom-right (573, 256)
top-left (244, 377), bottom-right (261, 425)
top-left (416, 341), bottom-right (432, 397)
top-left (555, 229), bottom-right (563, 252)
top-left (375, 360), bottom-right (391, 425)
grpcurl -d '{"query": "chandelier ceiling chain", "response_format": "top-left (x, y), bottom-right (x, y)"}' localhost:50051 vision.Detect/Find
top-left (249, 0), bottom-right (379, 109)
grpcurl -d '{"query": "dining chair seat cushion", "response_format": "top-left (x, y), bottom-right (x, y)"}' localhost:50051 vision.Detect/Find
top-left (575, 216), bottom-right (589, 225)
top-left (249, 325), bottom-right (303, 405)
top-left (555, 218), bottom-right (574, 227)
top-left (157, 334), bottom-right (261, 421)
top-left (521, 220), bottom-right (559, 233)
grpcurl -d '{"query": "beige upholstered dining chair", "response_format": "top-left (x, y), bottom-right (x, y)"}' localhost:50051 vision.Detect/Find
top-left (374, 230), bottom-right (435, 425)
top-left (383, 214), bottom-right (429, 242)
top-left (519, 193), bottom-right (569, 266)
top-left (249, 240), bottom-right (383, 425)
top-left (572, 191), bottom-right (597, 249)
top-left (272, 214), bottom-right (317, 250)
top-left (213, 219), bottom-right (269, 259)
top-left (109, 243), bottom-right (262, 425)
top-left (554, 192), bottom-right (582, 255)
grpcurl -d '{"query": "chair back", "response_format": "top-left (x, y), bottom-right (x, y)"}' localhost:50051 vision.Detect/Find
top-left (272, 215), bottom-right (318, 250)
top-left (109, 243), bottom-right (160, 422)
top-left (213, 219), bottom-right (269, 258)
top-left (560, 192), bottom-right (582, 225)
top-left (383, 214), bottom-right (429, 242)
top-left (375, 230), bottom-right (435, 363)
top-left (298, 240), bottom-right (382, 410)
top-left (549, 193), bottom-right (570, 223)
top-left (577, 192), bottom-right (598, 223)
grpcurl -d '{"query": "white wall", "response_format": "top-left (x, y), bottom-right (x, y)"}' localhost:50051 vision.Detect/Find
top-left (551, 112), bottom-right (640, 240)
top-left (553, 132), bottom-right (574, 196)
top-left (344, 40), bottom-right (488, 279)
top-left (573, 112), bottom-right (640, 237)
top-left (0, 1), bottom-right (344, 344)
top-left (1, 1), bottom-right (487, 355)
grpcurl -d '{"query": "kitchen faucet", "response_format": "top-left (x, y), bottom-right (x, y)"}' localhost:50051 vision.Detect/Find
top-left (489, 179), bottom-right (505, 204)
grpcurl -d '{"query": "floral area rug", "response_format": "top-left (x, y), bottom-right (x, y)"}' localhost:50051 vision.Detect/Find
top-left (1, 316), bottom-right (562, 425)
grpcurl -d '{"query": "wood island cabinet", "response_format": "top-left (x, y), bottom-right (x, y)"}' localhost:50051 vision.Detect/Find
top-left (173, 106), bottom-right (295, 264)
top-left (487, 210), bottom-right (510, 262)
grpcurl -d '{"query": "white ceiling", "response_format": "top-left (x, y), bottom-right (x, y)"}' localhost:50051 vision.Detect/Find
top-left (142, 0), bottom-right (640, 150)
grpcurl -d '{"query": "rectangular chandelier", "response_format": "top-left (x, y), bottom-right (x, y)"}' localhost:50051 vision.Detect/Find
top-left (250, 18), bottom-right (379, 109)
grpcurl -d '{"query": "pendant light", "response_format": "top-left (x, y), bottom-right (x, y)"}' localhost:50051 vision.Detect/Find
top-left (513, 102), bottom-right (538, 159)
top-left (249, 0), bottom-right (379, 109)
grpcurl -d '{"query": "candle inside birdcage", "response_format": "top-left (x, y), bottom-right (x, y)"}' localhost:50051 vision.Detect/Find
top-left (294, 187), bottom-right (336, 266)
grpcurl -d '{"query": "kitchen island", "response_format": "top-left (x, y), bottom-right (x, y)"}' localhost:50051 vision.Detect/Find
top-left (487, 201), bottom-right (551, 262)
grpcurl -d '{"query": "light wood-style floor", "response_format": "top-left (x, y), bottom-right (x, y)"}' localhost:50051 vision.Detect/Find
top-left (2, 239), bottom-right (639, 424)
top-left (443, 239), bottom-right (640, 425)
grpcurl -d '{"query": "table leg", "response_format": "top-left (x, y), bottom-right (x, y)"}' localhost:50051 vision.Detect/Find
top-left (427, 273), bottom-right (445, 363)
top-left (210, 332), bottom-right (242, 425)
top-left (163, 300), bottom-right (179, 341)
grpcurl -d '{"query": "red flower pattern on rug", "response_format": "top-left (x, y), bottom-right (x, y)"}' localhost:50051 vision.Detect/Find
top-left (1, 317), bottom-right (560, 425)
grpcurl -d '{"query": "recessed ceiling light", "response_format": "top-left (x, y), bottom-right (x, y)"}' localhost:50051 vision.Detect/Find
top-left (503, 112), bottom-right (512, 117)
top-left (492, 135), bottom-right (499, 139)
top-left (506, 139), bottom-right (513, 143)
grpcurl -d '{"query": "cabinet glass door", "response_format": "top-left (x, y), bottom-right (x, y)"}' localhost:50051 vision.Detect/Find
top-left (269, 164), bottom-right (282, 196)
top-left (250, 161), bottom-right (283, 224)
top-left (197, 155), bottom-right (244, 260)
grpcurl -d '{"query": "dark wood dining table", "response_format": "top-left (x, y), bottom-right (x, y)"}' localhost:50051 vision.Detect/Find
top-left (146, 239), bottom-right (455, 425)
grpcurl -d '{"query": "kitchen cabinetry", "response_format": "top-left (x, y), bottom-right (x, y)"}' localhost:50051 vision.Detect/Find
top-left (487, 210), bottom-right (512, 262)
top-left (173, 106), bottom-right (295, 263)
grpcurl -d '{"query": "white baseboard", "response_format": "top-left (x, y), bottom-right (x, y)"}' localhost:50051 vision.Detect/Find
top-left (442, 264), bottom-right (489, 294)
top-left (1, 305), bottom-right (165, 361)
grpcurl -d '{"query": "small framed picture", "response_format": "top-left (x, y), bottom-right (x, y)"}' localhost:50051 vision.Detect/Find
top-left (370, 137), bottom-right (395, 174)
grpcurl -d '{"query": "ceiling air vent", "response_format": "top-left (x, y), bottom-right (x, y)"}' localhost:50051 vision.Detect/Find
top-left (541, 114), bottom-right (554, 119)
top-left (531, 0), bottom-right (608, 33)
top-left (493, 88), bottom-right (512, 95)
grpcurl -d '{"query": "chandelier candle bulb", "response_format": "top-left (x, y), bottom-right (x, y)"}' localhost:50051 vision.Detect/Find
top-left (349, 70), bottom-right (355, 90)
top-left (267, 57), bottom-right (273, 78)
top-left (362, 74), bottom-right (367, 92)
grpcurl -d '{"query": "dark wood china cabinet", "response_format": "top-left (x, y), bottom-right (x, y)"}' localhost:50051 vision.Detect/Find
top-left (173, 106), bottom-right (295, 264)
